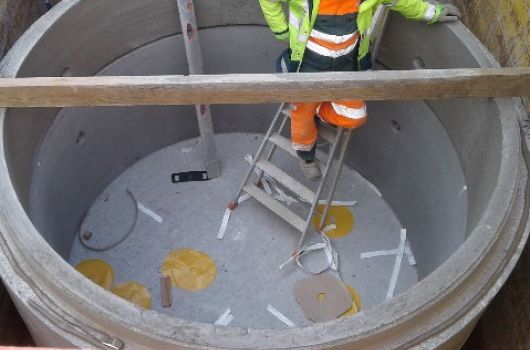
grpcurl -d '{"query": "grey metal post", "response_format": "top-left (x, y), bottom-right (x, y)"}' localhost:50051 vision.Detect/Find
top-left (176, 0), bottom-right (221, 178)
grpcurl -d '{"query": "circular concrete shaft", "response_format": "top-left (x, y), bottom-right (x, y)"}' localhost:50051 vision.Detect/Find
top-left (0, 0), bottom-right (528, 349)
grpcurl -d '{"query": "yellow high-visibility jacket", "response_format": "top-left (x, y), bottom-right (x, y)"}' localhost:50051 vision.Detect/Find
top-left (259, 0), bottom-right (441, 70)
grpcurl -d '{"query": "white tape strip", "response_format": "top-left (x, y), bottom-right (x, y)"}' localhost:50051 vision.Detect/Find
top-left (273, 185), bottom-right (297, 206)
top-left (386, 229), bottom-right (407, 301)
top-left (282, 227), bottom-right (339, 273)
top-left (365, 179), bottom-right (382, 197)
top-left (244, 154), bottom-right (254, 164)
top-left (214, 308), bottom-right (234, 326)
top-left (217, 209), bottom-right (231, 240)
top-left (360, 249), bottom-right (398, 259)
top-left (217, 194), bottom-right (251, 240)
top-left (261, 178), bottom-right (273, 195)
top-left (295, 242), bottom-right (329, 274)
top-left (321, 231), bottom-right (339, 271)
top-left (238, 193), bottom-right (252, 204)
top-left (279, 254), bottom-right (297, 270)
top-left (267, 305), bottom-right (295, 328)
top-left (137, 202), bottom-right (163, 223)
top-left (223, 314), bottom-right (234, 326)
top-left (318, 200), bottom-right (358, 207)
top-left (404, 241), bottom-right (416, 266)
top-left (272, 193), bottom-right (287, 204)
top-left (321, 224), bottom-right (337, 233)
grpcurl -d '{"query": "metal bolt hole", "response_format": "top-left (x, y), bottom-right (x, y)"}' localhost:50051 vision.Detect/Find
top-left (391, 120), bottom-right (401, 132)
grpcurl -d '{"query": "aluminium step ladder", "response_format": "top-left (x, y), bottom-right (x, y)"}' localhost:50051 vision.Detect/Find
top-left (228, 103), bottom-right (353, 252)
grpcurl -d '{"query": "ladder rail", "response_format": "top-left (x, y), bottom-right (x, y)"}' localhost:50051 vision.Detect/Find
top-left (297, 127), bottom-right (345, 250)
top-left (266, 112), bottom-right (290, 162)
top-left (228, 103), bottom-right (286, 209)
top-left (254, 111), bottom-right (290, 186)
top-left (318, 128), bottom-right (353, 230)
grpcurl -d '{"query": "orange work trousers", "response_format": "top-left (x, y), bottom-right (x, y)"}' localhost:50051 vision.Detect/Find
top-left (290, 100), bottom-right (367, 151)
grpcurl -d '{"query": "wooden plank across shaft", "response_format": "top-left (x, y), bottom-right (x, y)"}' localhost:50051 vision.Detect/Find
top-left (0, 68), bottom-right (529, 107)
top-left (176, 0), bottom-right (220, 178)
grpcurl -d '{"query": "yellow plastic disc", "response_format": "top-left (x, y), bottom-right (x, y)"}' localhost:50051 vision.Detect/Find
top-left (111, 282), bottom-right (152, 310)
top-left (162, 248), bottom-right (217, 292)
top-left (312, 205), bottom-right (355, 239)
top-left (340, 285), bottom-right (363, 318)
top-left (75, 259), bottom-right (115, 290)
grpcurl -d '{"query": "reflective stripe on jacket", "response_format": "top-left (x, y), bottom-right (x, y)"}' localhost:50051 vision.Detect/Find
top-left (258, 0), bottom-right (441, 70)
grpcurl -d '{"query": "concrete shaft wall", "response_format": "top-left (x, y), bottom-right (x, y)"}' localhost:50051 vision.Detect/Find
top-left (1, 1), bottom-right (528, 66)
top-left (451, 0), bottom-right (530, 68)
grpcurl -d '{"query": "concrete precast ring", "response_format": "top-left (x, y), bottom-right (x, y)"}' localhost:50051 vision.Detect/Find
top-left (0, 0), bottom-right (528, 349)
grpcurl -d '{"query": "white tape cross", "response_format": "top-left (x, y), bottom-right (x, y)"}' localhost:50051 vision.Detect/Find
top-left (386, 229), bottom-right (407, 301)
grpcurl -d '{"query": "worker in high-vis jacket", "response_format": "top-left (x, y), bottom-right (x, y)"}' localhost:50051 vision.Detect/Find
top-left (259, 0), bottom-right (460, 180)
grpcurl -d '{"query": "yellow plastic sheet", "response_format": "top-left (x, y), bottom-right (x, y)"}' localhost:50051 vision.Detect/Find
top-left (111, 282), bottom-right (152, 310)
top-left (162, 248), bottom-right (217, 292)
top-left (313, 205), bottom-right (355, 239)
top-left (75, 259), bottom-right (115, 289)
top-left (341, 285), bottom-right (363, 317)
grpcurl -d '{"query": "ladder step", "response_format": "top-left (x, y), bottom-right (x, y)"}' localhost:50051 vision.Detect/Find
top-left (269, 133), bottom-right (298, 158)
top-left (256, 160), bottom-right (316, 203)
top-left (243, 184), bottom-right (306, 232)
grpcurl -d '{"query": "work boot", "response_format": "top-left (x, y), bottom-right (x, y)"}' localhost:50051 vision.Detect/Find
top-left (299, 159), bottom-right (321, 181)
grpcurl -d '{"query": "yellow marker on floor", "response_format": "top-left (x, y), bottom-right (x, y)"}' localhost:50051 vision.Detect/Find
top-left (75, 259), bottom-right (115, 289)
top-left (341, 285), bottom-right (362, 318)
top-left (313, 205), bottom-right (355, 239)
top-left (111, 282), bottom-right (152, 310)
top-left (162, 248), bottom-right (217, 292)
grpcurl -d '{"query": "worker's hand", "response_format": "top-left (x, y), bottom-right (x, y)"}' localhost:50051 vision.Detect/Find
top-left (435, 4), bottom-right (461, 23)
